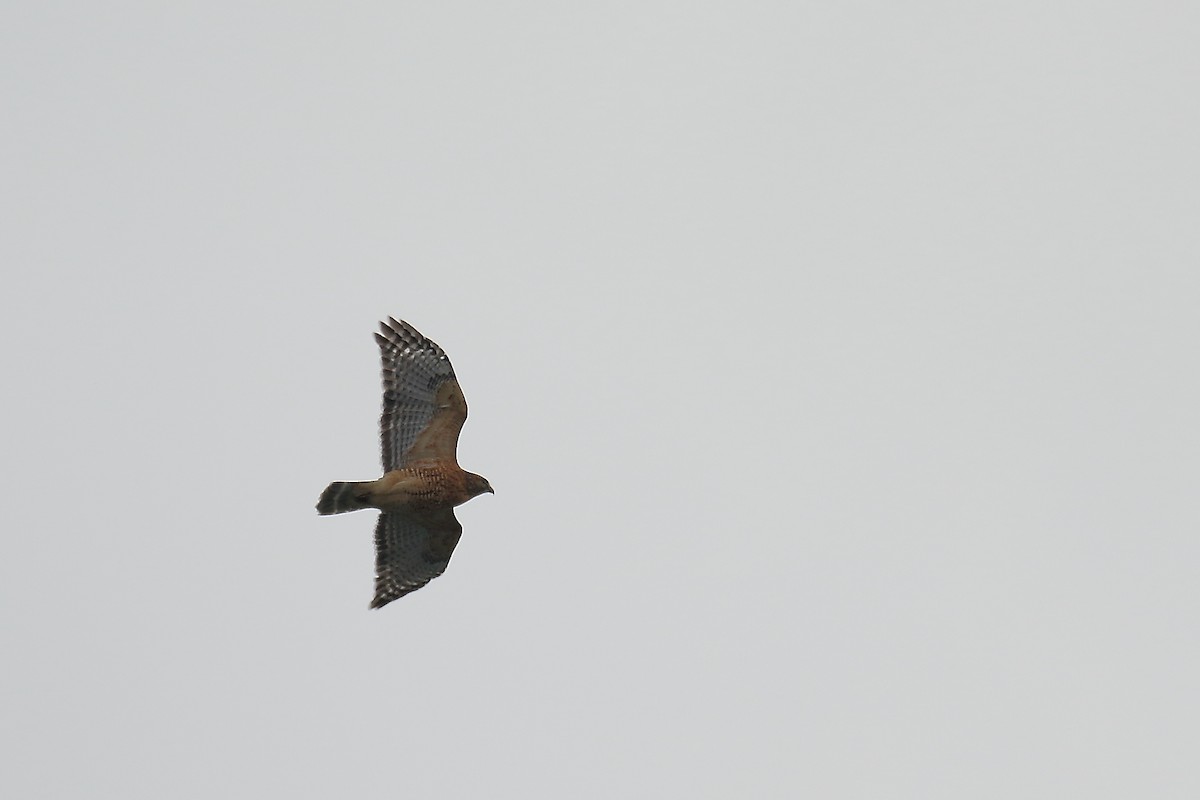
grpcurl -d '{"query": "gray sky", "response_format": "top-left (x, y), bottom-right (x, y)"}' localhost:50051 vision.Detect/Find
top-left (3, 2), bottom-right (1197, 797)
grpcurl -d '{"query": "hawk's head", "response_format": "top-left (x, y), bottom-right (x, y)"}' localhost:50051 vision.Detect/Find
top-left (466, 472), bottom-right (494, 498)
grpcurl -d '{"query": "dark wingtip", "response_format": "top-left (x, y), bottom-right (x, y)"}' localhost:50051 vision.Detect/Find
top-left (381, 316), bottom-right (409, 337)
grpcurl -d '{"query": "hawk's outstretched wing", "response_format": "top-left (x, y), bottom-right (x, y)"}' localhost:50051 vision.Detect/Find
top-left (374, 317), bottom-right (468, 472)
top-left (371, 508), bottom-right (463, 609)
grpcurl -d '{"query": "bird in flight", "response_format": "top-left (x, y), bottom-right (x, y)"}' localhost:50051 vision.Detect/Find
top-left (317, 317), bottom-right (493, 609)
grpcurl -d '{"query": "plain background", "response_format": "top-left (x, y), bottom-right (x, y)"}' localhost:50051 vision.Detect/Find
top-left (3, 2), bottom-right (1197, 797)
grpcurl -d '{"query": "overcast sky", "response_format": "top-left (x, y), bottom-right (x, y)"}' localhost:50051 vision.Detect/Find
top-left (3, 2), bottom-right (1198, 797)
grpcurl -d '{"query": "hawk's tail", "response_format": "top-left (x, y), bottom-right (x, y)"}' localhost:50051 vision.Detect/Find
top-left (316, 481), bottom-right (372, 515)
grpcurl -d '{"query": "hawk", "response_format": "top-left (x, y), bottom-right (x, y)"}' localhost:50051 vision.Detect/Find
top-left (317, 317), bottom-right (493, 609)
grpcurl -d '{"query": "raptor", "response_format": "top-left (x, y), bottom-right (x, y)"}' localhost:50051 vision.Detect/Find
top-left (317, 317), bottom-right (493, 608)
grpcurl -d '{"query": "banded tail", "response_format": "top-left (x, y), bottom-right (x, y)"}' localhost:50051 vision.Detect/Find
top-left (316, 481), bottom-right (373, 515)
